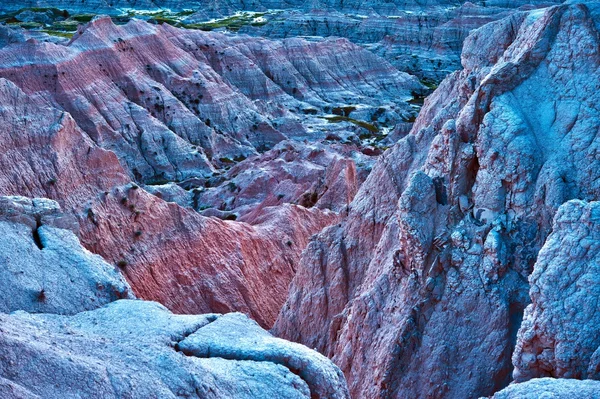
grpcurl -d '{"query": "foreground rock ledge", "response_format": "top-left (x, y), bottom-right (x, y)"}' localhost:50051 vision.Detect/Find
top-left (485, 378), bottom-right (600, 399)
top-left (0, 300), bottom-right (350, 399)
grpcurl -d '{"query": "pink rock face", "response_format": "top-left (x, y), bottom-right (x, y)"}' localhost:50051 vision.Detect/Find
top-left (0, 75), bottom-right (338, 328)
top-left (194, 140), bottom-right (372, 218)
top-left (80, 188), bottom-right (338, 327)
top-left (274, 3), bottom-right (600, 398)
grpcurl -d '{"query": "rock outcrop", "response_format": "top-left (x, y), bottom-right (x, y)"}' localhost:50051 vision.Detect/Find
top-left (487, 378), bottom-right (600, 399)
top-left (0, 195), bottom-right (132, 314)
top-left (0, 300), bottom-right (350, 398)
top-left (513, 200), bottom-right (600, 382)
top-left (274, 3), bottom-right (600, 398)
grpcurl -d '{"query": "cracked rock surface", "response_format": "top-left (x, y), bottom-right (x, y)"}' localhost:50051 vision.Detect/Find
top-left (0, 300), bottom-right (349, 399)
top-left (0, 195), bottom-right (132, 314)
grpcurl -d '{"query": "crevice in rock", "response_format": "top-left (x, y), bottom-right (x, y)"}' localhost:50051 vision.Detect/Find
top-left (172, 314), bottom-right (220, 354)
top-left (32, 219), bottom-right (44, 250)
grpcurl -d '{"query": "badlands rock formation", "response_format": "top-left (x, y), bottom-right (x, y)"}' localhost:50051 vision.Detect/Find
top-left (0, 0), bottom-right (561, 81)
top-left (0, 72), bottom-right (336, 327)
top-left (243, 1), bottom-right (559, 80)
top-left (0, 11), bottom-right (419, 326)
top-left (0, 197), bottom-right (349, 398)
top-left (275, 2), bottom-right (600, 398)
top-left (0, 16), bottom-right (419, 178)
top-left (1, 0), bottom-right (600, 397)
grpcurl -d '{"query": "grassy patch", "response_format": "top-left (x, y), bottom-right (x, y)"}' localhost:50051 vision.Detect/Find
top-left (323, 115), bottom-right (379, 133)
top-left (185, 13), bottom-right (267, 32)
top-left (41, 29), bottom-right (74, 38)
top-left (0, 8), bottom-right (276, 37)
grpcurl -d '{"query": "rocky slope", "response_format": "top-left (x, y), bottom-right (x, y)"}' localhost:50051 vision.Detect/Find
top-left (0, 197), bottom-right (349, 398)
top-left (0, 73), bottom-right (339, 328)
top-left (0, 11), bottom-right (422, 327)
top-left (274, 2), bottom-right (600, 398)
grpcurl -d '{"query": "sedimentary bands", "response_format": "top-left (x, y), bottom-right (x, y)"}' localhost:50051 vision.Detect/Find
top-left (1, 0), bottom-right (599, 398)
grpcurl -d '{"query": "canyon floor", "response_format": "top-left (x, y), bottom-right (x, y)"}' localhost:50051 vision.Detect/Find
top-left (0, 0), bottom-right (599, 398)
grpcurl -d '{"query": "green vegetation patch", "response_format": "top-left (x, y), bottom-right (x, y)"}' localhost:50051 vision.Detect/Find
top-left (0, 7), bottom-right (276, 38)
top-left (185, 12), bottom-right (268, 32)
top-left (323, 115), bottom-right (379, 133)
top-left (41, 29), bottom-right (74, 38)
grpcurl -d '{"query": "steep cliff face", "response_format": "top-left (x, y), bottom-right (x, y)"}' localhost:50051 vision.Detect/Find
top-left (513, 200), bottom-right (600, 382)
top-left (274, 3), bottom-right (600, 398)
